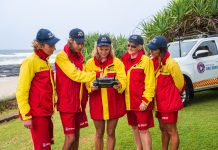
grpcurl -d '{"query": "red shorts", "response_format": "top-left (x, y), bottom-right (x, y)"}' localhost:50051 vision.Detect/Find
top-left (59, 111), bottom-right (88, 134)
top-left (127, 111), bottom-right (154, 130)
top-left (156, 111), bottom-right (178, 123)
top-left (31, 116), bottom-right (53, 150)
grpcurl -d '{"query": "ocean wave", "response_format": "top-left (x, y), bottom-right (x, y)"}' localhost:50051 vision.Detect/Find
top-left (0, 50), bottom-right (58, 75)
top-left (0, 53), bottom-right (32, 57)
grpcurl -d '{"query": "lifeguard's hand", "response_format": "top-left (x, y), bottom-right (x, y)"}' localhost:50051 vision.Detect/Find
top-left (23, 119), bottom-right (32, 129)
top-left (139, 103), bottom-right (147, 111)
top-left (91, 83), bottom-right (98, 91)
top-left (102, 73), bottom-right (107, 78)
top-left (113, 81), bottom-right (121, 90)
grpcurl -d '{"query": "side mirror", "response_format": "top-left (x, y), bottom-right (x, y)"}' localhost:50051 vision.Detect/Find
top-left (193, 50), bottom-right (210, 59)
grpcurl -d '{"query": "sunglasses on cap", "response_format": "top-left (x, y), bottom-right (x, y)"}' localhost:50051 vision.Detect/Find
top-left (127, 44), bottom-right (137, 48)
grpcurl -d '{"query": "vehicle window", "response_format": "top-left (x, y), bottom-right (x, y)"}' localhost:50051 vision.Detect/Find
top-left (196, 41), bottom-right (218, 56)
top-left (168, 41), bottom-right (197, 58)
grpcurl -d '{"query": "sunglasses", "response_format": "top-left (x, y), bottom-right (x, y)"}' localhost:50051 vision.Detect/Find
top-left (127, 44), bottom-right (137, 48)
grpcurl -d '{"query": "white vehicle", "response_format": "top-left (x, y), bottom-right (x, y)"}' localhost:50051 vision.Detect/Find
top-left (168, 34), bottom-right (218, 105)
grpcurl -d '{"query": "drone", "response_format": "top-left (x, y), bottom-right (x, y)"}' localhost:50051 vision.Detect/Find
top-left (93, 77), bottom-right (119, 88)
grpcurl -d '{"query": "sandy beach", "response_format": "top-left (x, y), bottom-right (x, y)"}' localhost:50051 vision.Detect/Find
top-left (0, 76), bottom-right (18, 101)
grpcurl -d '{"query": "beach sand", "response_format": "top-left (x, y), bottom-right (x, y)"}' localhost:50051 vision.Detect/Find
top-left (0, 76), bottom-right (18, 101)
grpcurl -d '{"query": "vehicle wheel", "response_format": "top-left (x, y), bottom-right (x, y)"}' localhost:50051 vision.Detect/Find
top-left (181, 77), bottom-right (193, 106)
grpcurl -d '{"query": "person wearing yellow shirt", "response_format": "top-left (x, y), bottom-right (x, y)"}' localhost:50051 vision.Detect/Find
top-left (55, 28), bottom-right (96, 150)
top-left (147, 36), bottom-right (185, 150)
top-left (16, 28), bottom-right (59, 150)
top-left (122, 35), bottom-right (155, 150)
top-left (85, 35), bottom-right (126, 150)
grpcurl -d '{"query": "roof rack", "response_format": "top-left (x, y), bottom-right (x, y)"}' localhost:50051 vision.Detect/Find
top-left (174, 33), bottom-right (218, 41)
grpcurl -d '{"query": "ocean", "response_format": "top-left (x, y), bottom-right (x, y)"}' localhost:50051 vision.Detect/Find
top-left (0, 50), bottom-right (59, 77)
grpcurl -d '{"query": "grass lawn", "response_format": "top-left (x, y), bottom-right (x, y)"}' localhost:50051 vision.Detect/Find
top-left (0, 90), bottom-right (218, 150)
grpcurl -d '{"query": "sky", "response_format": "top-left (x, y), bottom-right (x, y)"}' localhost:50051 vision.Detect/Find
top-left (0, 0), bottom-right (170, 50)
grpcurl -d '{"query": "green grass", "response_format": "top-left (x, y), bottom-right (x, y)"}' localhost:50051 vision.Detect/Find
top-left (0, 90), bottom-right (218, 150)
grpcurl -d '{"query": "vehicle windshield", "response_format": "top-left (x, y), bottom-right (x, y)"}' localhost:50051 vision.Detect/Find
top-left (168, 41), bottom-right (197, 58)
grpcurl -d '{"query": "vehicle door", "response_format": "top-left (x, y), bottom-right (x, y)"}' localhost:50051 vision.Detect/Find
top-left (192, 40), bottom-right (218, 88)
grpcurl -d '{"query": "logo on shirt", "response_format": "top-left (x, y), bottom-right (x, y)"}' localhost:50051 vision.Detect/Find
top-left (134, 60), bottom-right (143, 68)
top-left (39, 67), bottom-right (48, 71)
top-left (107, 64), bottom-right (115, 72)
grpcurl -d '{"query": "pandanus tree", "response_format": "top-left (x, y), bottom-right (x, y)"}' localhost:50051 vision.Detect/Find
top-left (140, 0), bottom-right (218, 43)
